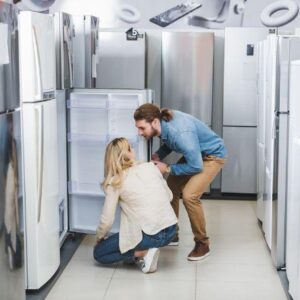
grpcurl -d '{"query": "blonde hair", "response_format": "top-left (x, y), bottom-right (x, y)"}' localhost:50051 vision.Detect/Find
top-left (101, 137), bottom-right (134, 191)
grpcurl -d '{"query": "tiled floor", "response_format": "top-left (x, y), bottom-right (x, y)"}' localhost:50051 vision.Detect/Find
top-left (46, 200), bottom-right (288, 300)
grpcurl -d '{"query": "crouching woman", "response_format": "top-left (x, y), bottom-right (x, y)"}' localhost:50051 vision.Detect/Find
top-left (93, 137), bottom-right (177, 273)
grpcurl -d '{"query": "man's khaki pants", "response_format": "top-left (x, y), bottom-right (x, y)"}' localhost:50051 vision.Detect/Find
top-left (167, 156), bottom-right (226, 246)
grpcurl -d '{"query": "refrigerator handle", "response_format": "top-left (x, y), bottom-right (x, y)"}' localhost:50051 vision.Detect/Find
top-left (66, 42), bottom-right (73, 87)
top-left (32, 26), bottom-right (43, 100)
top-left (35, 106), bottom-right (44, 223)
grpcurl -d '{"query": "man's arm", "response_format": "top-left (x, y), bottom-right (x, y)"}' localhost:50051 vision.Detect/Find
top-left (170, 131), bottom-right (203, 176)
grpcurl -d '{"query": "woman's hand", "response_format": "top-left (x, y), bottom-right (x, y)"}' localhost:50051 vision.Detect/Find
top-left (153, 161), bottom-right (168, 174)
top-left (151, 153), bottom-right (160, 161)
top-left (95, 237), bottom-right (104, 247)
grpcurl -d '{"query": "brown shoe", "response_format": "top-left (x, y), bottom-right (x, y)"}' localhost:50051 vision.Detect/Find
top-left (187, 242), bottom-right (210, 261)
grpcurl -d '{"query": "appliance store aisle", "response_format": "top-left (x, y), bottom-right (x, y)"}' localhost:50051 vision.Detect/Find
top-left (46, 200), bottom-right (287, 300)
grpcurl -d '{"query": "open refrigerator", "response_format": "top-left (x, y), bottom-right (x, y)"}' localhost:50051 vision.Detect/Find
top-left (67, 89), bottom-right (152, 234)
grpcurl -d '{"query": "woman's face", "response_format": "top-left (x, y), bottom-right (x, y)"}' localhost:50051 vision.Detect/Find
top-left (127, 145), bottom-right (136, 161)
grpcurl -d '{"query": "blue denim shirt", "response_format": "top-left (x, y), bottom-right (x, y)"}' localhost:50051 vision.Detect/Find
top-left (156, 111), bottom-right (227, 176)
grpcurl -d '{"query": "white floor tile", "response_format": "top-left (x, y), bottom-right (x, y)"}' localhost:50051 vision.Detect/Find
top-left (196, 280), bottom-right (287, 300)
top-left (104, 279), bottom-right (195, 300)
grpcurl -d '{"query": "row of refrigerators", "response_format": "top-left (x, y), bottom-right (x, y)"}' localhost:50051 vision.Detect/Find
top-left (255, 34), bottom-right (300, 300)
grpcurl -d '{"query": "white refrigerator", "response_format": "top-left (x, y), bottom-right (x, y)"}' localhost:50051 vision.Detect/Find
top-left (18, 11), bottom-right (60, 290)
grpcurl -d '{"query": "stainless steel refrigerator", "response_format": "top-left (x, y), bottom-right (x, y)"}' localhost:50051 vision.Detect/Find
top-left (96, 30), bottom-right (146, 89)
top-left (0, 3), bottom-right (25, 300)
top-left (161, 31), bottom-right (214, 127)
top-left (73, 15), bottom-right (99, 88)
top-left (221, 27), bottom-right (270, 194)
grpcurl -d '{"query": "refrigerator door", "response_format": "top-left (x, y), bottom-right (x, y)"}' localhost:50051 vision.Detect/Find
top-left (262, 34), bottom-right (278, 250)
top-left (0, 3), bottom-right (19, 112)
top-left (223, 28), bottom-right (271, 126)
top-left (67, 89), bottom-right (152, 233)
top-left (56, 90), bottom-right (68, 245)
top-left (96, 31), bottom-right (146, 89)
top-left (162, 32), bottom-right (214, 126)
top-left (221, 127), bottom-right (257, 194)
top-left (0, 110), bottom-right (25, 300)
top-left (54, 12), bottom-right (74, 90)
top-left (18, 11), bottom-right (56, 102)
top-left (256, 41), bottom-right (267, 222)
top-left (286, 61), bottom-right (300, 299)
top-left (22, 99), bottom-right (60, 289)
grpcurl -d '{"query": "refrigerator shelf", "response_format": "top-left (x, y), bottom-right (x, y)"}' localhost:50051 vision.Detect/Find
top-left (68, 93), bottom-right (108, 109)
top-left (67, 133), bottom-right (108, 143)
top-left (69, 194), bottom-right (120, 233)
top-left (68, 181), bottom-right (105, 197)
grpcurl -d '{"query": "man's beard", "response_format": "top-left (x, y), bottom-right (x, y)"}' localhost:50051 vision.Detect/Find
top-left (147, 126), bottom-right (159, 139)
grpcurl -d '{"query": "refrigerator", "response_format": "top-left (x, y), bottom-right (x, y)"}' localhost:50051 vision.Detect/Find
top-left (54, 12), bottom-right (75, 245)
top-left (0, 3), bottom-right (25, 300)
top-left (73, 15), bottom-right (99, 88)
top-left (161, 31), bottom-right (214, 127)
top-left (96, 30), bottom-right (146, 89)
top-left (18, 11), bottom-right (60, 290)
top-left (256, 35), bottom-right (300, 269)
top-left (286, 60), bottom-right (300, 300)
top-left (67, 89), bottom-right (152, 234)
top-left (221, 27), bottom-right (271, 194)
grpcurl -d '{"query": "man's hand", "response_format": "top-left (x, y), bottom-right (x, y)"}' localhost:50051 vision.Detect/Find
top-left (152, 161), bottom-right (168, 174)
top-left (151, 153), bottom-right (160, 162)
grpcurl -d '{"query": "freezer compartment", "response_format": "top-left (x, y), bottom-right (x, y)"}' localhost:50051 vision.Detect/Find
top-left (69, 195), bottom-right (120, 233)
top-left (221, 127), bottom-right (257, 194)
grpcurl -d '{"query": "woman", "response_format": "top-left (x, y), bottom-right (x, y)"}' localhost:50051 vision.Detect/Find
top-left (93, 137), bottom-right (177, 273)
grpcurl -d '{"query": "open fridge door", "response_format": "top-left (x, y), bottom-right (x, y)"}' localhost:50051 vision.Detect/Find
top-left (67, 89), bottom-right (153, 234)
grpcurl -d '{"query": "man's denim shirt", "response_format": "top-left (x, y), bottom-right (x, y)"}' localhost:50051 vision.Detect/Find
top-left (156, 111), bottom-right (227, 176)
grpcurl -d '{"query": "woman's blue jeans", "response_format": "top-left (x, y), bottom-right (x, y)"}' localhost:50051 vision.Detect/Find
top-left (93, 224), bottom-right (177, 265)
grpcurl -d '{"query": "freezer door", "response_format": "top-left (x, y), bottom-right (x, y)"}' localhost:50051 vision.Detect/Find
top-left (96, 31), bottom-right (146, 89)
top-left (221, 127), bottom-right (257, 194)
top-left (54, 13), bottom-right (74, 90)
top-left (223, 28), bottom-right (270, 126)
top-left (0, 110), bottom-right (25, 300)
top-left (18, 11), bottom-right (56, 102)
top-left (22, 99), bottom-right (60, 289)
top-left (67, 89), bottom-right (151, 233)
top-left (0, 4), bottom-right (20, 112)
top-left (162, 32), bottom-right (214, 126)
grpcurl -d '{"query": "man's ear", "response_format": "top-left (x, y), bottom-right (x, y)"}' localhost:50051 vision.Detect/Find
top-left (152, 118), bottom-right (160, 127)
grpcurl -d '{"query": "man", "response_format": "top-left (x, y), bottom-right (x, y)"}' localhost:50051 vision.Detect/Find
top-left (134, 104), bottom-right (227, 261)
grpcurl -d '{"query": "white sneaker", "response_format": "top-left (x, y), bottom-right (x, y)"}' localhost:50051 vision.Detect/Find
top-left (137, 248), bottom-right (160, 273)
